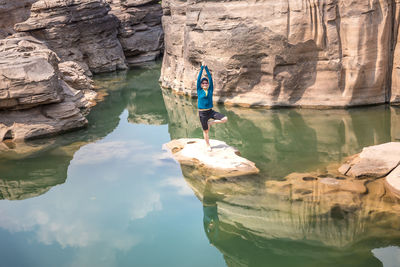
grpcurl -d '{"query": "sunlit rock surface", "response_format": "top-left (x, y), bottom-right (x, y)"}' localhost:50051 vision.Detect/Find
top-left (108, 0), bottom-right (164, 65)
top-left (160, 0), bottom-right (400, 107)
top-left (339, 142), bottom-right (400, 178)
top-left (386, 165), bottom-right (400, 198)
top-left (164, 138), bottom-right (259, 179)
top-left (15, 0), bottom-right (127, 74)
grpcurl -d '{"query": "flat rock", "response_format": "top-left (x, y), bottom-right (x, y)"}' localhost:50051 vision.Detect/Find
top-left (339, 142), bottom-right (400, 179)
top-left (163, 138), bottom-right (259, 179)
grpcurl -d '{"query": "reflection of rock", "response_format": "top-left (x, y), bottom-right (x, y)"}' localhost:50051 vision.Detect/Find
top-left (162, 88), bottom-right (400, 178)
top-left (125, 63), bottom-right (168, 125)
top-left (180, 163), bottom-right (400, 265)
top-left (0, 68), bottom-right (136, 200)
top-left (108, 0), bottom-right (164, 65)
top-left (160, 0), bottom-right (398, 107)
top-left (164, 138), bottom-right (259, 179)
top-left (15, 0), bottom-right (127, 74)
top-left (339, 142), bottom-right (400, 179)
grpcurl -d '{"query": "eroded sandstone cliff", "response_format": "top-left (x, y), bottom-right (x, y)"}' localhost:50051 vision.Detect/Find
top-left (160, 0), bottom-right (400, 107)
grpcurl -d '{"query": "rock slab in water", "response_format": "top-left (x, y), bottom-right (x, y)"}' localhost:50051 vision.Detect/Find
top-left (163, 138), bottom-right (259, 178)
top-left (339, 142), bottom-right (400, 179)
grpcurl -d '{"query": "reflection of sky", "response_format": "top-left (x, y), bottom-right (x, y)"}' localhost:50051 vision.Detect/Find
top-left (372, 247), bottom-right (400, 267)
top-left (0, 110), bottom-right (224, 267)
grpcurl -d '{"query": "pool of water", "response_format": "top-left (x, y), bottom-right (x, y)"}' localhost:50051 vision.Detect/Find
top-left (0, 62), bottom-right (400, 267)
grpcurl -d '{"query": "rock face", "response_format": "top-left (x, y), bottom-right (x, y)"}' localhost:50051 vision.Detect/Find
top-left (339, 142), bottom-right (400, 179)
top-left (163, 138), bottom-right (259, 178)
top-left (160, 0), bottom-right (400, 107)
top-left (15, 0), bottom-right (128, 74)
top-left (0, 0), bottom-right (37, 39)
top-left (108, 0), bottom-right (164, 65)
top-left (0, 33), bottom-right (96, 141)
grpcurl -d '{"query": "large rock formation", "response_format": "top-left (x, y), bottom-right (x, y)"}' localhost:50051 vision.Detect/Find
top-left (14, 0), bottom-right (128, 74)
top-left (160, 0), bottom-right (400, 107)
top-left (108, 0), bottom-right (164, 65)
top-left (0, 33), bottom-right (96, 141)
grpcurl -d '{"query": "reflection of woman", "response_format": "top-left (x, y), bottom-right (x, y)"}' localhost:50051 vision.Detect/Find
top-left (197, 64), bottom-right (228, 152)
top-left (202, 181), bottom-right (220, 244)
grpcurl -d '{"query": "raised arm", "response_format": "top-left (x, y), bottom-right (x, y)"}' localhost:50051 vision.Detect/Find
top-left (205, 66), bottom-right (213, 92)
top-left (197, 65), bottom-right (205, 93)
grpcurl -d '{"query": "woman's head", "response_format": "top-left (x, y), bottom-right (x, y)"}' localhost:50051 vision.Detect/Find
top-left (201, 78), bottom-right (209, 89)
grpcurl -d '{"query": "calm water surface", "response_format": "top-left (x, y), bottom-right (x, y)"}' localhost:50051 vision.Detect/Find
top-left (0, 62), bottom-right (400, 267)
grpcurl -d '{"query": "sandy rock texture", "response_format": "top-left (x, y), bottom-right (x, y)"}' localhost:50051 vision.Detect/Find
top-left (338, 142), bottom-right (400, 198)
top-left (0, 0), bottom-right (37, 39)
top-left (164, 138), bottom-right (259, 178)
top-left (108, 0), bottom-right (164, 65)
top-left (160, 0), bottom-right (400, 107)
top-left (14, 0), bottom-right (128, 74)
top-left (0, 34), bottom-right (96, 141)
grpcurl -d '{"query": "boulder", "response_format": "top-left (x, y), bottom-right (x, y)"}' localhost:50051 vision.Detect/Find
top-left (160, 0), bottom-right (400, 107)
top-left (163, 138), bottom-right (259, 179)
top-left (108, 0), bottom-right (164, 65)
top-left (339, 142), bottom-right (400, 179)
top-left (15, 0), bottom-right (127, 74)
top-left (386, 165), bottom-right (400, 198)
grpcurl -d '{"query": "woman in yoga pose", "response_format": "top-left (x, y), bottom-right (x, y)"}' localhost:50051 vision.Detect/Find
top-left (197, 64), bottom-right (228, 151)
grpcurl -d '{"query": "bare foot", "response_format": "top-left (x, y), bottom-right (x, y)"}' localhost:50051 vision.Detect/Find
top-left (206, 145), bottom-right (212, 152)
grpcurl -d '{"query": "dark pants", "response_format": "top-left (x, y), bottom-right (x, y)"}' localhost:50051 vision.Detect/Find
top-left (198, 109), bottom-right (225, 130)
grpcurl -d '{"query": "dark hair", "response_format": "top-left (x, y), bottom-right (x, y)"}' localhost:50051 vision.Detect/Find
top-left (201, 78), bottom-right (209, 83)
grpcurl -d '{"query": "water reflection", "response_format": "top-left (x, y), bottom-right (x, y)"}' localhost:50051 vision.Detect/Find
top-left (162, 88), bottom-right (396, 177)
top-left (0, 64), bottom-right (165, 200)
top-left (161, 88), bottom-right (400, 266)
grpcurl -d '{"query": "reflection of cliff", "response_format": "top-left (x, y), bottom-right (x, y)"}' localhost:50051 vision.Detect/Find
top-left (125, 64), bottom-right (168, 125)
top-left (162, 89), bottom-right (398, 177)
top-left (0, 70), bottom-right (135, 200)
top-left (182, 166), bottom-right (400, 266)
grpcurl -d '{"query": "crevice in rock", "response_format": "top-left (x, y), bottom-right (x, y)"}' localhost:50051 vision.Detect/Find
top-left (3, 129), bottom-right (14, 141)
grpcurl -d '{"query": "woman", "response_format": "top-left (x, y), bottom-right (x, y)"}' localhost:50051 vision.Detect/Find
top-left (197, 64), bottom-right (228, 151)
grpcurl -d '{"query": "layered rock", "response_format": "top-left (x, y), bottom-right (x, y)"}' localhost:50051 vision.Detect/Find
top-left (0, 33), bottom-right (96, 141)
top-left (160, 0), bottom-right (400, 107)
top-left (0, 0), bottom-right (37, 39)
top-left (15, 0), bottom-right (128, 74)
top-left (108, 0), bottom-right (164, 65)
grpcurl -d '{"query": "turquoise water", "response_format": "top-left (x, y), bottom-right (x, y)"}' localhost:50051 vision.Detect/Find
top-left (0, 63), bottom-right (400, 267)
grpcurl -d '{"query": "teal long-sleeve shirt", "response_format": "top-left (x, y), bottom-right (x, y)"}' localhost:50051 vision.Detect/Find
top-left (197, 66), bottom-right (214, 109)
